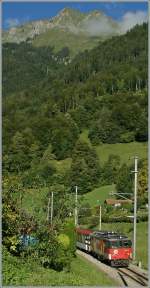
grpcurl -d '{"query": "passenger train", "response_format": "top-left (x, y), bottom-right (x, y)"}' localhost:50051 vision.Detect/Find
top-left (76, 228), bottom-right (132, 267)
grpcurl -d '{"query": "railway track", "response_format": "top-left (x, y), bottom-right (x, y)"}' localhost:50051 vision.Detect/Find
top-left (117, 266), bottom-right (149, 287)
top-left (76, 249), bottom-right (149, 287)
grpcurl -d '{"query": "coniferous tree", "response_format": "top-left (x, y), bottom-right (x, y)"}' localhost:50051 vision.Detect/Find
top-left (116, 164), bottom-right (133, 199)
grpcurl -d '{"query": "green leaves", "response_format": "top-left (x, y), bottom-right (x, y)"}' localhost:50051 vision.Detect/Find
top-left (138, 160), bottom-right (148, 205)
top-left (116, 163), bottom-right (133, 198)
top-left (51, 113), bottom-right (79, 159)
top-left (69, 140), bottom-right (101, 193)
top-left (36, 226), bottom-right (73, 271)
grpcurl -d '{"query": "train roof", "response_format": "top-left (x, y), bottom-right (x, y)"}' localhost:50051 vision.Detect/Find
top-left (76, 228), bottom-right (93, 235)
top-left (91, 231), bottom-right (128, 240)
top-left (76, 228), bottom-right (129, 240)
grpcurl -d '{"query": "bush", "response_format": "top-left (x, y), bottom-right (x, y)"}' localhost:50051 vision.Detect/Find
top-left (57, 234), bottom-right (70, 249)
top-left (120, 132), bottom-right (135, 143)
top-left (62, 219), bottom-right (76, 256)
top-left (89, 216), bottom-right (99, 228)
top-left (89, 120), bottom-right (121, 144)
top-left (36, 226), bottom-right (74, 272)
top-left (3, 246), bottom-right (25, 285)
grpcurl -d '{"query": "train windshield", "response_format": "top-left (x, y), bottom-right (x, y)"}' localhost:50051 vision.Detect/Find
top-left (107, 240), bottom-right (132, 248)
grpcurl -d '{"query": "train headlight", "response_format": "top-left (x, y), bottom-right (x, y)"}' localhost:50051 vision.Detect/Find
top-left (108, 254), bottom-right (112, 260)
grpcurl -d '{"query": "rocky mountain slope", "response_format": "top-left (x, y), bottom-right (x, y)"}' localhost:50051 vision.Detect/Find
top-left (3, 8), bottom-right (120, 56)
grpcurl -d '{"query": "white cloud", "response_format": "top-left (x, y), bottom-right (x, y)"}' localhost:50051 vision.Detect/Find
top-left (5, 18), bottom-right (20, 29)
top-left (70, 10), bottom-right (148, 37)
top-left (119, 11), bottom-right (148, 34)
top-left (82, 17), bottom-right (117, 37)
top-left (5, 16), bottom-right (30, 30)
top-left (79, 10), bottom-right (148, 37)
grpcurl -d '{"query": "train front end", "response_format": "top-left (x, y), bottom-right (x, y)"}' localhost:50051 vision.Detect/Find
top-left (90, 231), bottom-right (132, 267)
top-left (105, 238), bottom-right (132, 267)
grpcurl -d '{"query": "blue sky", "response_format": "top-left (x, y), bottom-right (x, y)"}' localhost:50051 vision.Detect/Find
top-left (2, 1), bottom-right (148, 30)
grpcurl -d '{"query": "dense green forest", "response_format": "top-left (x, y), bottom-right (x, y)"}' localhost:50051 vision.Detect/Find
top-left (2, 23), bottom-right (148, 283)
top-left (3, 23), bottom-right (148, 190)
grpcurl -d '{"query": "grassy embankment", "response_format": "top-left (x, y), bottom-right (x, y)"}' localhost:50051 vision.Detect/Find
top-left (3, 249), bottom-right (118, 286)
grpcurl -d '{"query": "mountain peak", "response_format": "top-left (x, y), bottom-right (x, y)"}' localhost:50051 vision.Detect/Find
top-left (58, 7), bottom-right (82, 17)
top-left (3, 7), bottom-right (119, 49)
top-left (60, 7), bottom-right (74, 14)
top-left (90, 10), bottom-right (104, 16)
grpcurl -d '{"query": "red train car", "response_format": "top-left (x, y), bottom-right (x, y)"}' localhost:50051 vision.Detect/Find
top-left (76, 229), bottom-right (132, 267)
top-left (76, 228), bottom-right (93, 252)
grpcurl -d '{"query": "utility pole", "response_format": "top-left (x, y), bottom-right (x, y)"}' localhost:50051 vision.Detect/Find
top-left (50, 192), bottom-right (54, 226)
top-left (99, 205), bottom-right (102, 230)
top-left (20, 189), bottom-right (22, 209)
top-left (47, 196), bottom-right (51, 222)
top-left (75, 186), bottom-right (78, 227)
top-left (133, 156), bottom-right (138, 261)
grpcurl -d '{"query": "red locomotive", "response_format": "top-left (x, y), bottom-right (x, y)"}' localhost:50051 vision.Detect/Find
top-left (76, 228), bottom-right (132, 267)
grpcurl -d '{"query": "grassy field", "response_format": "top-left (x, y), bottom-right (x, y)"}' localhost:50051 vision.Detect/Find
top-left (95, 222), bottom-right (148, 269)
top-left (3, 250), bottom-right (118, 286)
top-left (96, 142), bottom-right (148, 165)
top-left (83, 184), bottom-right (115, 207)
top-left (79, 130), bottom-right (148, 165)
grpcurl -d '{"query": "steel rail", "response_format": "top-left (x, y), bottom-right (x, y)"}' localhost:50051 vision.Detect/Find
top-left (117, 267), bottom-right (148, 286)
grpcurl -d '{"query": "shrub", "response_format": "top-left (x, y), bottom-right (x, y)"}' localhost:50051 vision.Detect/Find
top-left (62, 219), bottom-right (76, 256)
top-left (57, 234), bottom-right (70, 249)
top-left (89, 216), bottom-right (99, 228)
top-left (36, 226), bottom-right (73, 272)
top-left (120, 132), bottom-right (135, 143)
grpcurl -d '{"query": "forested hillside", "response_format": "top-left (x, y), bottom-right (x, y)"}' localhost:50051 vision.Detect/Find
top-left (3, 23), bottom-right (148, 150)
top-left (3, 23), bottom-right (148, 282)
top-left (3, 22), bottom-right (148, 187)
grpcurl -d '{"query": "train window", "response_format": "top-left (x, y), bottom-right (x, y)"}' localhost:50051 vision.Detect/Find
top-left (122, 240), bottom-right (132, 247)
top-left (108, 240), bottom-right (132, 248)
top-left (105, 241), bottom-right (111, 248)
top-left (110, 241), bottom-right (120, 248)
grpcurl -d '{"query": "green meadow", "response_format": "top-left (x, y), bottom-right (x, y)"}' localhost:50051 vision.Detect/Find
top-left (3, 250), bottom-right (118, 286)
top-left (80, 129), bottom-right (147, 165)
top-left (84, 184), bottom-right (115, 207)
